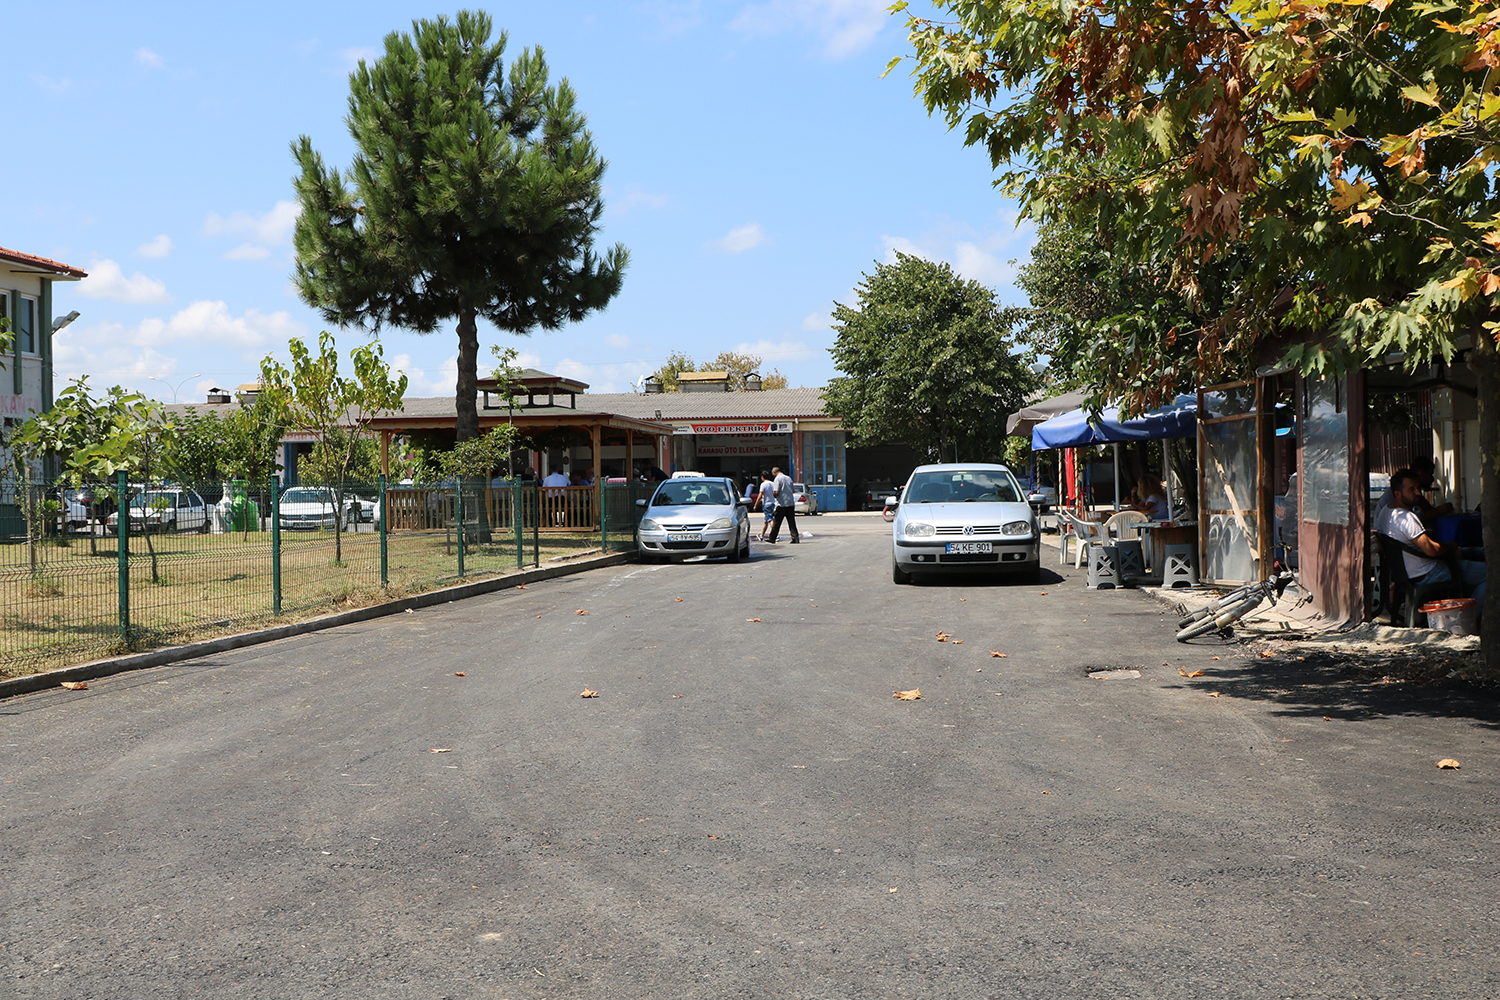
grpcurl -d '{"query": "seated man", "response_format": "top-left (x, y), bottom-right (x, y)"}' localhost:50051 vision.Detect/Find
top-left (1376, 467), bottom-right (1485, 614)
top-left (1372, 457), bottom-right (1454, 525)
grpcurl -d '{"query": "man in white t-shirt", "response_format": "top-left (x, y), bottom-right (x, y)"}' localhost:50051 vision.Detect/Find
top-left (766, 465), bottom-right (800, 544)
top-left (1375, 468), bottom-right (1485, 611)
top-left (542, 469), bottom-right (571, 488)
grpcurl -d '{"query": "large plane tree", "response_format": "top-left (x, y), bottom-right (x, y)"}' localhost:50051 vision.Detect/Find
top-left (291, 10), bottom-right (628, 441)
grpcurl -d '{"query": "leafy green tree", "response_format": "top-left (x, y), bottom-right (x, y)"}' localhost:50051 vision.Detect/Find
top-left (647, 349), bottom-right (788, 391)
top-left (17, 378), bottom-right (179, 581)
top-left (171, 395), bottom-right (287, 487)
top-left (291, 10), bottom-right (628, 443)
top-left (823, 253), bottom-right (1036, 462)
top-left (259, 333), bottom-right (407, 564)
top-left (893, 0), bottom-right (1499, 664)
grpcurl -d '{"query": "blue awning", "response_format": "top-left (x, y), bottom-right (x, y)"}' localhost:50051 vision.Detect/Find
top-left (1030, 394), bottom-right (1199, 449)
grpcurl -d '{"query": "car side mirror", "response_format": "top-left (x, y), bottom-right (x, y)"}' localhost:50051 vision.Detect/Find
top-left (636, 498), bottom-right (647, 507)
top-left (884, 495), bottom-right (899, 509)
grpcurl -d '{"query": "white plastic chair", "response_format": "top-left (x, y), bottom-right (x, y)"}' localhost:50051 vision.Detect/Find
top-left (1060, 511), bottom-right (1108, 568)
top-left (1104, 510), bottom-right (1149, 541)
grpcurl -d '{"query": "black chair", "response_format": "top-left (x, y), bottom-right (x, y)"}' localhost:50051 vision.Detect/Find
top-left (1375, 533), bottom-right (1463, 627)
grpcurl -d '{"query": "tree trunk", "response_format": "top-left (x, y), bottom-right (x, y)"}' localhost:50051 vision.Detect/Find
top-left (1469, 320), bottom-right (1498, 677)
top-left (455, 302), bottom-right (480, 443)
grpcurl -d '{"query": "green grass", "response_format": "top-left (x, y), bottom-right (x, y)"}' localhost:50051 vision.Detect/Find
top-left (0, 526), bottom-right (611, 678)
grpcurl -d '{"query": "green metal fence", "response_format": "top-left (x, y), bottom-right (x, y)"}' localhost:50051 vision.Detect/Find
top-left (0, 474), bottom-right (643, 678)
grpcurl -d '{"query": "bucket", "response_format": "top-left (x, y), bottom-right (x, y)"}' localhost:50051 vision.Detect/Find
top-left (1419, 597), bottom-right (1478, 636)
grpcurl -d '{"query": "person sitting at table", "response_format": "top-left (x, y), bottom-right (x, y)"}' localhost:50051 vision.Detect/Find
top-left (1376, 467), bottom-right (1485, 617)
top-left (1373, 457), bottom-right (1453, 525)
top-left (1127, 474), bottom-right (1169, 520)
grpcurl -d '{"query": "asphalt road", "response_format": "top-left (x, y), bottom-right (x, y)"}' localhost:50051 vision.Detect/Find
top-left (4, 514), bottom-right (1498, 999)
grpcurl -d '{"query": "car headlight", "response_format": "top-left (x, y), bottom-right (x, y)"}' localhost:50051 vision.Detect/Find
top-left (707, 517), bottom-right (733, 530)
top-left (639, 518), bottom-right (661, 531)
top-left (1002, 520), bottom-right (1032, 536)
top-left (903, 521), bottom-right (936, 537)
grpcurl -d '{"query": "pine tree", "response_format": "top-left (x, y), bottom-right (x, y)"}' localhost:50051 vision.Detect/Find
top-left (291, 10), bottom-right (628, 441)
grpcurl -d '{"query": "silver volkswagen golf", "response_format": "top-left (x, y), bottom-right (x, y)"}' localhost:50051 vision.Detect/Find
top-left (636, 476), bottom-right (752, 563)
top-left (890, 463), bottom-right (1040, 584)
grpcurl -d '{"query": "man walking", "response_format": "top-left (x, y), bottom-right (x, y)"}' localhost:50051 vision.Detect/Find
top-left (766, 465), bottom-right (800, 544)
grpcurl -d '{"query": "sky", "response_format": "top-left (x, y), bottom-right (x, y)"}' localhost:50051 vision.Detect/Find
top-left (5, 1), bottom-right (1034, 406)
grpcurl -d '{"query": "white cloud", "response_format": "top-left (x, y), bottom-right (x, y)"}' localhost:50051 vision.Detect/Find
top-left (550, 357), bottom-right (656, 395)
top-left (136, 47), bottom-right (164, 69)
top-left (203, 200), bottom-right (300, 259)
top-left (604, 333), bottom-right (632, 350)
top-left (339, 47), bottom-right (379, 70)
top-left (730, 0), bottom-right (888, 58)
top-left (30, 73), bottom-right (74, 94)
top-left (611, 189), bottom-right (670, 214)
top-left (224, 243), bottom-right (271, 261)
top-left (710, 222), bottom-right (767, 254)
top-left (138, 234), bottom-right (173, 259)
top-left (880, 234), bottom-right (930, 263)
top-left (801, 311), bottom-right (829, 331)
top-left (880, 210), bottom-right (1038, 294)
top-left (76, 259), bottom-right (172, 304)
top-left (133, 300), bottom-right (304, 350)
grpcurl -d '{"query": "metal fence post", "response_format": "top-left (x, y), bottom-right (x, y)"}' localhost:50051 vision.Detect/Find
top-left (601, 482), bottom-right (608, 553)
top-left (271, 484), bottom-right (281, 615)
top-left (456, 480), bottom-right (465, 578)
top-left (532, 482), bottom-right (540, 567)
top-left (514, 481), bottom-right (524, 571)
top-left (116, 471), bottom-right (129, 642)
top-left (379, 474), bottom-right (388, 588)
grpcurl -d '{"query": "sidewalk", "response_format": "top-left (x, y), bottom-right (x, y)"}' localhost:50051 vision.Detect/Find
top-left (1039, 531), bottom-right (1485, 680)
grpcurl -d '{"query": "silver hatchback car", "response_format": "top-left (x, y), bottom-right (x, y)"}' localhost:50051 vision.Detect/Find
top-left (890, 463), bottom-right (1040, 583)
top-left (636, 476), bottom-right (752, 563)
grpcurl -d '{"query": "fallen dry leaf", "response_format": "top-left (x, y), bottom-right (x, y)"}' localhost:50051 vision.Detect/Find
top-left (580, 688), bottom-right (598, 698)
top-left (575, 609), bottom-right (589, 616)
top-left (1041, 790), bottom-right (1050, 794)
top-left (671, 694), bottom-right (684, 699)
top-left (515, 584), bottom-right (527, 589)
top-left (535, 614), bottom-right (542, 618)
top-left (706, 834), bottom-right (719, 840)
top-left (990, 651), bottom-right (1007, 658)
top-left (746, 618), bottom-right (762, 622)
top-left (1178, 667), bottom-right (1189, 677)
top-left (1039, 592), bottom-right (1048, 596)
top-left (893, 688), bottom-right (922, 701)
top-left (935, 632), bottom-right (951, 642)
top-left (1259, 650), bottom-right (1274, 658)
top-left (1437, 758), bottom-right (1462, 770)
top-left (430, 748), bottom-right (453, 753)
top-left (1188, 669), bottom-right (1205, 678)
top-left (952, 640), bottom-right (964, 644)
top-left (1207, 691), bottom-right (1221, 698)
top-left (60, 681), bottom-right (87, 691)
top-left (959, 598), bottom-right (966, 602)
top-left (1211, 655), bottom-right (1221, 660)
top-left (675, 597), bottom-right (683, 602)
top-left (1323, 715), bottom-right (1332, 721)
top-left (454, 672), bottom-right (466, 677)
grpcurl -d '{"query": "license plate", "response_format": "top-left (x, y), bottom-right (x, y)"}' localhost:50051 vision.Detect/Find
top-left (668, 533), bottom-right (703, 542)
top-left (945, 541), bottom-right (993, 554)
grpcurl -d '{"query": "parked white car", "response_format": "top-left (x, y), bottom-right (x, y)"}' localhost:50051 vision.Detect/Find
top-left (106, 488), bottom-right (211, 534)
top-left (278, 487), bottom-right (372, 530)
top-left (890, 463), bottom-right (1040, 584)
top-left (792, 483), bottom-right (819, 515)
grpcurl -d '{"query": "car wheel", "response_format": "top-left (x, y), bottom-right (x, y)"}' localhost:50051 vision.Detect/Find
top-left (892, 559), bottom-right (912, 585)
top-left (728, 538), bottom-right (742, 563)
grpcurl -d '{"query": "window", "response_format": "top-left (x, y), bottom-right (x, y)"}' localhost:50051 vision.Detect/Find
top-left (804, 431), bottom-right (845, 486)
top-left (17, 297), bottom-right (35, 355)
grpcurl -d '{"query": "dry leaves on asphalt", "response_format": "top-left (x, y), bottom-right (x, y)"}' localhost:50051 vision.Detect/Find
top-left (990, 651), bottom-right (1008, 658)
top-left (1437, 758), bottom-right (1462, 769)
top-left (575, 609), bottom-right (590, 616)
top-left (893, 688), bottom-right (922, 701)
top-left (675, 597), bottom-right (683, 602)
top-left (515, 584), bottom-right (528, 590)
top-left (1039, 592), bottom-right (1048, 596)
top-left (1177, 668), bottom-right (1205, 678)
top-left (454, 672), bottom-right (466, 677)
top-left (935, 631), bottom-right (952, 642)
top-left (1207, 692), bottom-right (1222, 698)
top-left (580, 688), bottom-right (599, 699)
top-left (1259, 650), bottom-right (1274, 658)
top-left (746, 618), bottom-right (762, 622)
top-left (430, 748), bottom-right (453, 753)
top-left (60, 681), bottom-right (87, 690)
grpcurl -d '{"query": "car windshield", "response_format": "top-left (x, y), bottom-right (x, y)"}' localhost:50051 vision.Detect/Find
top-left (651, 482), bottom-right (732, 507)
top-left (904, 470), bottom-right (1023, 503)
top-left (283, 489), bottom-right (332, 504)
top-left (129, 492), bottom-right (178, 509)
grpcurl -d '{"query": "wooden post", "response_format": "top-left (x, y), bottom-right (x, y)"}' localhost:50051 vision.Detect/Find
top-left (380, 430), bottom-right (390, 479)
top-left (592, 423), bottom-right (603, 530)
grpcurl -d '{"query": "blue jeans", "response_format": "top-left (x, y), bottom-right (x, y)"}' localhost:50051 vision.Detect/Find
top-left (1421, 560), bottom-right (1487, 607)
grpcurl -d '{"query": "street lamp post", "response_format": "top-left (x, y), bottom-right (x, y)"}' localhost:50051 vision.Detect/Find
top-left (148, 373), bottom-right (202, 404)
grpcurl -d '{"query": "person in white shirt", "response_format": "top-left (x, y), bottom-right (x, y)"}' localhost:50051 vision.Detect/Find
top-left (756, 470), bottom-right (776, 540)
top-left (1375, 468), bottom-right (1485, 612)
top-left (543, 469), bottom-right (571, 488)
top-left (1373, 457), bottom-right (1453, 525)
top-left (766, 465), bottom-right (801, 543)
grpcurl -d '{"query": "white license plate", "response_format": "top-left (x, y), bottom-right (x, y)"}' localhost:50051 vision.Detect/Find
top-left (668, 533), bottom-right (703, 542)
top-left (945, 541), bottom-right (993, 554)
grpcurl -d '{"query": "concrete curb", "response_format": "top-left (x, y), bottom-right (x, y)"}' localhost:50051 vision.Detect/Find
top-left (0, 550), bottom-right (636, 700)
